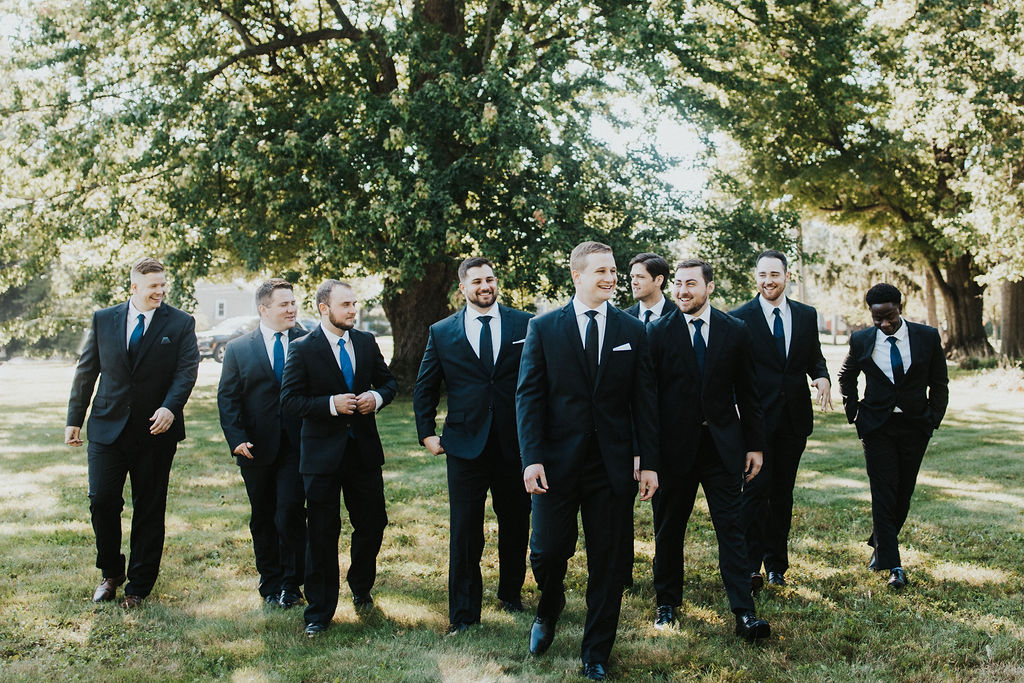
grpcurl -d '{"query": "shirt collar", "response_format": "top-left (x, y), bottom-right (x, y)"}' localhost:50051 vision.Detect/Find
top-left (260, 321), bottom-right (290, 343)
top-left (320, 322), bottom-right (350, 347)
top-left (876, 317), bottom-right (909, 342)
top-left (683, 306), bottom-right (711, 327)
top-left (466, 304), bottom-right (498, 322)
top-left (758, 294), bottom-right (788, 318)
top-left (572, 298), bottom-right (608, 318)
top-left (640, 296), bottom-right (667, 318)
top-left (127, 299), bottom-right (156, 323)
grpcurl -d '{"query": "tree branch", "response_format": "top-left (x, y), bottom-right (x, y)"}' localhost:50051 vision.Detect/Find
top-left (204, 28), bottom-right (358, 80)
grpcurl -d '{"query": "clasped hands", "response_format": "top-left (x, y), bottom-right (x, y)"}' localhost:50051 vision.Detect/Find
top-left (333, 392), bottom-right (376, 415)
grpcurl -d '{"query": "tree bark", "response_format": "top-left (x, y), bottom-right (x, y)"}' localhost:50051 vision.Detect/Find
top-left (382, 262), bottom-right (459, 392)
top-left (1001, 279), bottom-right (1024, 359)
top-left (929, 253), bottom-right (994, 360)
top-left (923, 267), bottom-right (939, 332)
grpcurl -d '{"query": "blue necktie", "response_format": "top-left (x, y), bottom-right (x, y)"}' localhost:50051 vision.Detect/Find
top-left (273, 332), bottom-right (285, 383)
top-left (478, 315), bottom-right (494, 375)
top-left (128, 313), bottom-right (145, 361)
top-left (887, 336), bottom-right (904, 384)
top-left (772, 308), bottom-right (786, 361)
top-left (692, 318), bottom-right (706, 376)
top-left (338, 337), bottom-right (355, 389)
top-left (643, 309), bottom-right (653, 328)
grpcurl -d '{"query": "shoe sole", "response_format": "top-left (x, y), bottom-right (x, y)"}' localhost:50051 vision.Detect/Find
top-left (736, 623), bottom-right (771, 641)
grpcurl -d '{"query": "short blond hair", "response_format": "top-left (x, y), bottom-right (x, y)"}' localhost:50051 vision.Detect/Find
top-left (130, 257), bottom-right (164, 280)
top-left (569, 241), bottom-right (613, 272)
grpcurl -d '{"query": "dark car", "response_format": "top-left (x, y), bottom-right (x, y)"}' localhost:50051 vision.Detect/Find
top-left (196, 315), bottom-right (259, 362)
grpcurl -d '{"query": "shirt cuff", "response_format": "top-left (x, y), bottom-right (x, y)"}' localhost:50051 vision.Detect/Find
top-left (371, 391), bottom-right (383, 412)
top-left (328, 396), bottom-right (338, 416)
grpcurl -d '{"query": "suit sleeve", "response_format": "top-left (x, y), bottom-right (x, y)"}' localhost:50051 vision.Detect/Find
top-left (927, 328), bottom-right (949, 429)
top-left (368, 335), bottom-right (398, 408)
top-left (217, 342), bottom-right (248, 453)
top-left (837, 336), bottom-right (861, 424)
top-left (515, 318), bottom-right (547, 469)
top-left (280, 342), bottom-right (334, 419)
top-left (734, 322), bottom-right (766, 452)
top-left (632, 326), bottom-right (659, 471)
top-left (412, 326), bottom-right (443, 443)
top-left (66, 311), bottom-right (101, 428)
top-left (160, 314), bottom-right (200, 414)
top-left (804, 309), bottom-right (830, 382)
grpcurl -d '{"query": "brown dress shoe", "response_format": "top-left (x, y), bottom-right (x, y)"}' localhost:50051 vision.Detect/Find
top-left (93, 575), bottom-right (126, 603)
top-left (121, 594), bottom-right (144, 609)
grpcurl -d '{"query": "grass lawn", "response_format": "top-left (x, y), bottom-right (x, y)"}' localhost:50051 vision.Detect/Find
top-left (1, 348), bottom-right (1022, 681)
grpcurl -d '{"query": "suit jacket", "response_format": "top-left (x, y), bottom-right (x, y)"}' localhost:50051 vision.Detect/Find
top-left (280, 325), bottom-right (398, 474)
top-left (218, 326), bottom-right (307, 467)
top-left (648, 307), bottom-right (766, 475)
top-left (413, 304), bottom-right (533, 462)
top-left (837, 321), bottom-right (948, 438)
top-left (515, 301), bottom-right (658, 496)
top-left (729, 295), bottom-right (829, 436)
top-left (67, 302), bottom-right (200, 445)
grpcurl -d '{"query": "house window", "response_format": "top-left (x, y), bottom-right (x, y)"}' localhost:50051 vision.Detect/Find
top-left (215, 300), bottom-right (226, 319)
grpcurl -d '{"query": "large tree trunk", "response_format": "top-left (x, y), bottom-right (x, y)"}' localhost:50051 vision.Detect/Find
top-left (382, 262), bottom-right (458, 392)
top-left (923, 267), bottom-right (940, 335)
top-left (1001, 279), bottom-right (1024, 359)
top-left (928, 253), bottom-right (994, 360)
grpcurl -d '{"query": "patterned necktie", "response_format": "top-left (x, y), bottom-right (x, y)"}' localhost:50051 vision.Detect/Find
top-left (692, 318), bottom-right (706, 376)
top-left (128, 313), bottom-right (145, 361)
top-left (478, 315), bottom-right (494, 375)
top-left (273, 332), bottom-right (285, 383)
top-left (643, 309), bottom-right (653, 328)
top-left (773, 308), bottom-right (786, 360)
top-left (338, 337), bottom-right (355, 389)
top-left (584, 310), bottom-right (599, 382)
top-left (887, 336), bottom-right (904, 384)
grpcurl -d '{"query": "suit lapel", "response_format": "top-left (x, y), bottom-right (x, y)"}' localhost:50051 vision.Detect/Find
top-left (702, 308), bottom-right (727, 379)
top-left (109, 303), bottom-right (132, 371)
top-left (493, 305), bottom-right (516, 374)
top-left (856, 328), bottom-right (891, 383)
top-left (131, 305), bottom-right (169, 372)
top-left (594, 306), bottom-right (621, 389)
top-left (560, 301), bottom-right (590, 379)
top-left (672, 312), bottom-right (702, 381)
top-left (452, 308), bottom-right (492, 376)
top-left (249, 329), bottom-right (275, 383)
top-left (313, 326), bottom-right (349, 391)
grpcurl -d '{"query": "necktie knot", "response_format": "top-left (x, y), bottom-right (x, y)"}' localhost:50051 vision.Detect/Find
top-left (692, 318), bottom-right (703, 332)
top-left (478, 315), bottom-right (492, 325)
top-left (773, 308), bottom-right (781, 318)
top-left (585, 310), bottom-right (598, 321)
top-left (886, 336), bottom-right (898, 346)
top-left (643, 309), bottom-right (653, 325)
top-left (275, 331), bottom-right (283, 340)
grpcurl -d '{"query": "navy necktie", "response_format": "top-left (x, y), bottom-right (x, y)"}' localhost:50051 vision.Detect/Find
top-left (772, 308), bottom-right (786, 360)
top-left (584, 310), bottom-right (599, 382)
top-left (128, 313), bottom-right (145, 361)
top-left (478, 315), bottom-right (494, 375)
top-left (692, 318), bottom-right (706, 376)
top-left (338, 337), bottom-right (355, 389)
top-left (887, 336), bottom-right (904, 384)
top-left (273, 332), bottom-right (285, 383)
top-left (643, 309), bottom-right (653, 328)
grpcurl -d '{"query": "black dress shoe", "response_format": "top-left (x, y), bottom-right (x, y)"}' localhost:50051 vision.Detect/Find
top-left (887, 567), bottom-right (907, 590)
top-left (121, 594), bottom-right (144, 609)
top-left (529, 616), bottom-right (556, 655)
top-left (654, 604), bottom-right (676, 629)
top-left (352, 594), bottom-right (374, 613)
top-left (750, 572), bottom-right (764, 593)
top-left (581, 662), bottom-right (608, 680)
top-left (279, 589), bottom-right (303, 609)
top-left (446, 622), bottom-right (479, 636)
top-left (734, 610), bottom-right (771, 642)
top-left (93, 575), bottom-right (125, 603)
top-left (767, 571), bottom-right (786, 586)
top-left (264, 594), bottom-right (280, 606)
top-left (868, 549), bottom-right (879, 571)
top-left (499, 598), bottom-right (525, 613)
top-left (304, 622), bottom-right (328, 637)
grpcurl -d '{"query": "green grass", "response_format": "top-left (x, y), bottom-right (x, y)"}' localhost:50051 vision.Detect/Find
top-left (1, 357), bottom-right (1022, 681)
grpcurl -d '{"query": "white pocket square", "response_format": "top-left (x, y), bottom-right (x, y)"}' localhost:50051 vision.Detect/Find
top-left (612, 343), bottom-right (632, 351)
top-left (513, 339), bottom-right (526, 345)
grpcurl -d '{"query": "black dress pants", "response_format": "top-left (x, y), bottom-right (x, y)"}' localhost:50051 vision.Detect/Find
top-left (529, 439), bottom-right (634, 664)
top-left (87, 424), bottom-right (176, 598)
top-left (239, 434), bottom-right (306, 597)
top-left (445, 430), bottom-right (531, 625)
top-left (302, 444), bottom-right (388, 626)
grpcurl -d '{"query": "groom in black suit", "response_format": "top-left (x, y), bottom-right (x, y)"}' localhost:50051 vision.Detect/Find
top-left (413, 257), bottom-right (533, 634)
top-left (218, 278), bottom-right (308, 609)
top-left (280, 279), bottom-right (398, 636)
top-left (516, 241), bottom-right (659, 680)
top-left (65, 257), bottom-right (200, 607)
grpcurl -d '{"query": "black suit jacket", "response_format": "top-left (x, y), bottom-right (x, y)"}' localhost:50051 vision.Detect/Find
top-left (515, 301), bottom-right (658, 496)
top-left (648, 307), bottom-right (766, 475)
top-left (413, 305), bottom-right (533, 462)
top-left (838, 321), bottom-right (948, 438)
top-left (729, 295), bottom-right (829, 436)
top-left (67, 302), bottom-right (200, 445)
top-left (280, 325), bottom-right (398, 474)
top-left (218, 326), bottom-right (307, 467)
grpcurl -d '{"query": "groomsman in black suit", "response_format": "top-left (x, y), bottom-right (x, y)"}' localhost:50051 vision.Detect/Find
top-left (838, 283), bottom-right (948, 590)
top-left (517, 241), bottom-right (659, 681)
top-left (65, 257), bottom-right (200, 607)
top-left (218, 279), bottom-right (308, 609)
top-left (730, 251), bottom-right (831, 590)
top-left (413, 257), bottom-right (533, 634)
top-left (647, 259), bottom-right (771, 641)
top-left (625, 252), bottom-right (672, 327)
top-left (280, 279), bottom-right (398, 636)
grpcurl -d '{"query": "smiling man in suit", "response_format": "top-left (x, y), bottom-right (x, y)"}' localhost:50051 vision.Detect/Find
top-left (218, 278), bottom-right (308, 610)
top-left (516, 241), bottom-right (659, 680)
top-left (413, 257), bottom-right (533, 635)
top-left (647, 258), bottom-right (770, 641)
top-left (280, 279), bottom-right (398, 637)
top-left (65, 257), bottom-right (200, 608)
top-left (730, 250), bottom-right (831, 590)
top-left (625, 252), bottom-right (672, 327)
top-left (838, 283), bottom-right (948, 591)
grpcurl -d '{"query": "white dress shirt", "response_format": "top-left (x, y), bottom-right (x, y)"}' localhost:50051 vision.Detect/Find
top-left (872, 317), bottom-right (912, 384)
top-left (759, 295), bottom-right (792, 356)
top-left (259, 322), bottom-right (290, 367)
top-left (572, 298), bottom-right (608, 360)
top-left (638, 296), bottom-right (669, 324)
top-left (682, 306), bottom-right (712, 347)
top-left (464, 304), bottom-right (501, 364)
top-left (320, 323), bottom-right (383, 414)
top-left (125, 300), bottom-right (157, 349)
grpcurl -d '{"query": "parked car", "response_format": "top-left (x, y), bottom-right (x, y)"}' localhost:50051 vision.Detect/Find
top-left (196, 316), bottom-right (259, 362)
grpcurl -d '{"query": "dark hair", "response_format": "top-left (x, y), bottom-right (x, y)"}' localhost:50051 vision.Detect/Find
top-left (458, 257), bottom-right (494, 282)
top-left (865, 283), bottom-right (902, 307)
top-left (570, 241), bottom-right (613, 271)
top-left (255, 278), bottom-right (293, 306)
top-left (628, 253), bottom-right (671, 286)
top-left (130, 257), bottom-right (164, 277)
top-left (315, 279), bottom-right (352, 308)
top-left (675, 258), bottom-right (714, 284)
top-left (756, 250), bottom-right (788, 272)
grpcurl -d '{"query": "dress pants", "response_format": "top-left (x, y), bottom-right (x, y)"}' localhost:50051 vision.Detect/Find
top-left (445, 430), bottom-right (531, 625)
top-left (742, 407), bottom-right (808, 575)
top-left (653, 427), bottom-right (753, 613)
top-left (529, 437), bottom-right (634, 664)
top-left (862, 414), bottom-right (931, 570)
top-left (302, 442), bottom-right (388, 626)
top-left (239, 432), bottom-right (306, 598)
top-left (87, 423), bottom-right (176, 598)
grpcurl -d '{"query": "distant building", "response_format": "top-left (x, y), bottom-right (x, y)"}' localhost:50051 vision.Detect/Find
top-left (193, 279), bottom-right (258, 331)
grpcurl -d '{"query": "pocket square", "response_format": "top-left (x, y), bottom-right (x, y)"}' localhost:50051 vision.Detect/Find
top-left (612, 343), bottom-right (632, 351)
top-left (160, 336), bottom-right (172, 344)
top-left (512, 339), bottom-right (526, 345)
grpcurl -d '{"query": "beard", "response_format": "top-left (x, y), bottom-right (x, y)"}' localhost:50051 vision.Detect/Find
top-left (467, 289), bottom-right (496, 308)
top-left (329, 310), bottom-right (355, 331)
